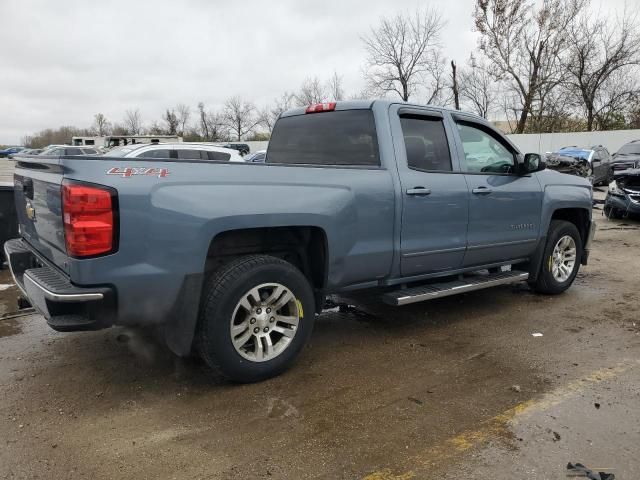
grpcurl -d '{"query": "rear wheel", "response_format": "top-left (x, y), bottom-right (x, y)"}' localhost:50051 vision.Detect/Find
top-left (529, 220), bottom-right (582, 294)
top-left (197, 255), bottom-right (315, 383)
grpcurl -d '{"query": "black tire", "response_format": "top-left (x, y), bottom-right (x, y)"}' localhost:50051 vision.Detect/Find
top-left (529, 220), bottom-right (583, 295)
top-left (197, 255), bottom-right (315, 383)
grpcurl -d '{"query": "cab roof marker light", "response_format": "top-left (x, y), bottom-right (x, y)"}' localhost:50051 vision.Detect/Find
top-left (305, 102), bottom-right (337, 114)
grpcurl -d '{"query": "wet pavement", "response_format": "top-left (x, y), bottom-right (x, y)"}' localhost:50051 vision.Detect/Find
top-left (1, 203), bottom-right (639, 479)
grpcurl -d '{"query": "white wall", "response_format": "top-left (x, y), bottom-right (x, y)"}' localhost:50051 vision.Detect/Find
top-left (507, 129), bottom-right (640, 156)
top-left (244, 141), bottom-right (269, 153)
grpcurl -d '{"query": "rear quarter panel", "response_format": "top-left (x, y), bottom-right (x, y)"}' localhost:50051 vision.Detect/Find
top-left (63, 158), bottom-right (395, 325)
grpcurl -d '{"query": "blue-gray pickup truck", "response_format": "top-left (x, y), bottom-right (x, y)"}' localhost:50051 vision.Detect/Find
top-left (4, 100), bottom-right (595, 382)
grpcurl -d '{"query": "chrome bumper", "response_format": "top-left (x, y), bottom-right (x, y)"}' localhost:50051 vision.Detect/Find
top-left (3, 239), bottom-right (112, 330)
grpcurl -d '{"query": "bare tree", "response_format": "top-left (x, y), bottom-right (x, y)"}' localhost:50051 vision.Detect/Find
top-left (197, 102), bottom-right (210, 139)
top-left (295, 77), bottom-right (327, 106)
top-left (92, 113), bottom-right (110, 136)
top-left (111, 122), bottom-right (129, 136)
top-left (565, 9), bottom-right (640, 131)
top-left (362, 9), bottom-right (445, 101)
top-left (163, 109), bottom-right (179, 135)
top-left (223, 96), bottom-right (260, 141)
top-left (450, 60), bottom-right (460, 110)
top-left (260, 92), bottom-right (295, 133)
top-left (175, 104), bottom-right (191, 136)
top-left (146, 121), bottom-right (164, 135)
top-left (474, 0), bottom-right (587, 133)
top-left (124, 109), bottom-right (143, 135)
top-left (459, 56), bottom-right (497, 118)
top-left (206, 111), bottom-right (229, 141)
top-left (593, 69), bottom-right (640, 130)
top-left (327, 72), bottom-right (345, 101)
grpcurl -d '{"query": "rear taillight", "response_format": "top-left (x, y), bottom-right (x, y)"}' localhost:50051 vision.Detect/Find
top-left (305, 102), bottom-right (336, 114)
top-left (62, 182), bottom-right (116, 257)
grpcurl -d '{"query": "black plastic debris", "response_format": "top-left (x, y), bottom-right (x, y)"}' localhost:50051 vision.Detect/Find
top-left (567, 462), bottom-right (615, 480)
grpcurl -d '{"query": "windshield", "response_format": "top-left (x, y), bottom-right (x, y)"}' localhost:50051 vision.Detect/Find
top-left (616, 143), bottom-right (640, 155)
top-left (103, 146), bottom-right (135, 157)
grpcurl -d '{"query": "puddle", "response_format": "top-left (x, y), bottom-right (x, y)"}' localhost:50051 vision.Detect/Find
top-left (0, 317), bottom-right (22, 338)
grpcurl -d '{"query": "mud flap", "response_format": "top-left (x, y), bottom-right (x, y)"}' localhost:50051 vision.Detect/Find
top-left (526, 235), bottom-right (547, 282)
top-left (164, 273), bottom-right (204, 356)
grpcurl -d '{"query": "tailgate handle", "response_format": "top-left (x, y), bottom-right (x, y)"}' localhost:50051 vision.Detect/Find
top-left (23, 179), bottom-right (34, 199)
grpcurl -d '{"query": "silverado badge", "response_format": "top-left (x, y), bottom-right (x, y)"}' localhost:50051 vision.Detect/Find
top-left (26, 202), bottom-right (36, 221)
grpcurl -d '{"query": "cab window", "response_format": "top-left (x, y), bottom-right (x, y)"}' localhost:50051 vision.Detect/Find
top-left (457, 123), bottom-right (515, 174)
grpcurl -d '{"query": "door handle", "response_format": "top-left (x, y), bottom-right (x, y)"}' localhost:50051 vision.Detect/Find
top-left (406, 187), bottom-right (432, 196)
top-left (472, 187), bottom-right (492, 195)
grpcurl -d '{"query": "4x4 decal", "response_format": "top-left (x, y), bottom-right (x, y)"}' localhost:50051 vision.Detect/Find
top-left (106, 167), bottom-right (169, 178)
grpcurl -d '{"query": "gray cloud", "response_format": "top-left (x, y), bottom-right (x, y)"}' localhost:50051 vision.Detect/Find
top-left (0, 0), bottom-right (627, 144)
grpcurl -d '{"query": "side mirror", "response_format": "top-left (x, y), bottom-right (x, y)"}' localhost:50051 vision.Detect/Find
top-left (520, 153), bottom-right (546, 174)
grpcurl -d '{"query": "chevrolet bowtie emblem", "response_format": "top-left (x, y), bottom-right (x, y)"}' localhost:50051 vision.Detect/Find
top-left (26, 202), bottom-right (36, 222)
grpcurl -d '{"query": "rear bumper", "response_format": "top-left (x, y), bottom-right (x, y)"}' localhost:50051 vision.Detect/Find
top-left (3, 238), bottom-right (115, 331)
top-left (605, 193), bottom-right (640, 215)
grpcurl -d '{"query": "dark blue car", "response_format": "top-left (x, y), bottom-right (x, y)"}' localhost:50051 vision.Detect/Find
top-left (0, 146), bottom-right (25, 158)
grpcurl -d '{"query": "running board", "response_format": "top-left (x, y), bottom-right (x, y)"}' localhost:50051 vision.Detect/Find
top-left (383, 271), bottom-right (530, 306)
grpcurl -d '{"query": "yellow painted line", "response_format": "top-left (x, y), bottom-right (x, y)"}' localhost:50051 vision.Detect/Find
top-left (362, 362), bottom-right (637, 480)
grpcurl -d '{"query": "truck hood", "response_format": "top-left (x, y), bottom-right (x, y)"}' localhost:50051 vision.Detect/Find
top-left (613, 169), bottom-right (640, 192)
top-left (536, 167), bottom-right (593, 188)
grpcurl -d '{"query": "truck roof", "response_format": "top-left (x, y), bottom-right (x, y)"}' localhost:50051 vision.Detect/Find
top-left (281, 99), bottom-right (487, 122)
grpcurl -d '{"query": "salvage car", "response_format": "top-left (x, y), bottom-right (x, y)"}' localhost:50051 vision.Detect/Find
top-left (221, 143), bottom-right (251, 156)
top-left (604, 168), bottom-right (640, 218)
top-left (244, 149), bottom-right (267, 163)
top-left (4, 100), bottom-right (595, 383)
top-left (0, 146), bottom-right (24, 158)
top-left (611, 140), bottom-right (640, 172)
top-left (103, 143), bottom-right (243, 161)
top-left (545, 146), bottom-right (613, 185)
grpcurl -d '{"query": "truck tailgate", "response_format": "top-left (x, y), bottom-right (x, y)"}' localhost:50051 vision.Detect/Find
top-left (13, 157), bottom-right (68, 271)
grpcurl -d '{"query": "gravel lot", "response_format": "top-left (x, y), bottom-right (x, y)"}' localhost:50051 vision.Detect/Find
top-left (1, 191), bottom-right (639, 480)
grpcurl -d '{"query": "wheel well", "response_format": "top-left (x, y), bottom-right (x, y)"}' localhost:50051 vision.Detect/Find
top-left (550, 208), bottom-right (589, 244)
top-left (204, 227), bottom-right (327, 290)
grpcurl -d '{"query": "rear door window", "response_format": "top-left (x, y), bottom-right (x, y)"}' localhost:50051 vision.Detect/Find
top-left (137, 149), bottom-right (173, 159)
top-left (400, 115), bottom-right (452, 172)
top-left (65, 148), bottom-right (84, 155)
top-left (267, 110), bottom-right (380, 166)
top-left (207, 151), bottom-right (231, 161)
top-left (177, 149), bottom-right (207, 160)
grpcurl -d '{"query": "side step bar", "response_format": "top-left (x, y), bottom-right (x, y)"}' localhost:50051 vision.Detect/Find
top-left (383, 271), bottom-right (529, 306)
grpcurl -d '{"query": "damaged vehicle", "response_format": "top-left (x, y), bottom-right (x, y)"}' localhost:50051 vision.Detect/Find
top-left (546, 146), bottom-right (613, 185)
top-left (604, 169), bottom-right (640, 218)
top-left (611, 140), bottom-right (640, 172)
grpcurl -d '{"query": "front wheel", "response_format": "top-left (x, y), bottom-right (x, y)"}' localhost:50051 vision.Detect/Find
top-left (197, 255), bottom-right (315, 383)
top-left (529, 220), bottom-right (583, 295)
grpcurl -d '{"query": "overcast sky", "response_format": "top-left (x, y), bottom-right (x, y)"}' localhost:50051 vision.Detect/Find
top-left (0, 0), bottom-right (631, 144)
